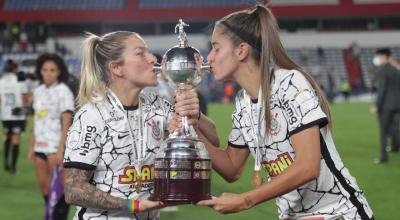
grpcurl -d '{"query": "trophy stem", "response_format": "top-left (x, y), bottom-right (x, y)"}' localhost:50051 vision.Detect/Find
top-left (176, 85), bottom-right (192, 137)
top-left (181, 115), bottom-right (190, 136)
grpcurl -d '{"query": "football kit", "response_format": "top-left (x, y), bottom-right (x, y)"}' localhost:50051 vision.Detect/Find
top-left (33, 82), bottom-right (74, 154)
top-left (228, 69), bottom-right (373, 220)
top-left (64, 91), bottom-right (173, 220)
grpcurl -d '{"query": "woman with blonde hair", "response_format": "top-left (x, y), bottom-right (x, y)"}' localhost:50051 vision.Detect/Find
top-left (63, 31), bottom-right (218, 220)
top-left (197, 5), bottom-right (374, 220)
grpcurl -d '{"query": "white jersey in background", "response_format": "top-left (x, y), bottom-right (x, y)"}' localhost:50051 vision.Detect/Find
top-left (33, 82), bottom-right (74, 154)
top-left (64, 91), bottom-right (173, 220)
top-left (0, 73), bottom-right (28, 121)
top-left (228, 69), bottom-right (373, 220)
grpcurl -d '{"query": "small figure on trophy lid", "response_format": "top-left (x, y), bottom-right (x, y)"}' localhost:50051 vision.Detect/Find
top-left (175, 19), bottom-right (189, 47)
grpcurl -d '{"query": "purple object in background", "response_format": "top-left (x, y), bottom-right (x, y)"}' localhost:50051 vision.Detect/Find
top-left (44, 166), bottom-right (63, 220)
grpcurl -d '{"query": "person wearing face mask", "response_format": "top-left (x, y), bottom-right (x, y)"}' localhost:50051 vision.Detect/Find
top-left (371, 48), bottom-right (400, 164)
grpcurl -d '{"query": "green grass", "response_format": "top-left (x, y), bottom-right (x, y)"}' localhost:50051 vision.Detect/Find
top-left (1, 102), bottom-right (399, 219)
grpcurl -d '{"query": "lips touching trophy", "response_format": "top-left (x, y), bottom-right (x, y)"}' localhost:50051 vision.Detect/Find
top-left (150, 19), bottom-right (211, 205)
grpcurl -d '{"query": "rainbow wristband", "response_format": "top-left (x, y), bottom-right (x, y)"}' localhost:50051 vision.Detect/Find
top-left (134, 200), bottom-right (140, 213)
top-left (127, 199), bottom-right (132, 213)
top-left (127, 199), bottom-right (140, 214)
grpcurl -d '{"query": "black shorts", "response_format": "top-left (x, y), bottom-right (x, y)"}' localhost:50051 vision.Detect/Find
top-left (34, 152), bottom-right (56, 161)
top-left (2, 120), bottom-right (26, 134)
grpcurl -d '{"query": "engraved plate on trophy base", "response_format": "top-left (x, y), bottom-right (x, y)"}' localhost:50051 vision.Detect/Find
top-left (150, 158), bottom-right (211, 205)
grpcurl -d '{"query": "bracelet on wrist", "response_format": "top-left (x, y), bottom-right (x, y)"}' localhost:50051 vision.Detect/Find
top-left (127, 199), bottom-right (140, 214)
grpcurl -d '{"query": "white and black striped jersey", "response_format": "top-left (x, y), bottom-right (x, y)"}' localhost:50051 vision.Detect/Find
top-left (33, 82), bottom-right (74, 154)
top-left (64, 91), bottom-right (173, 220)
top-left (0, 73), bottom-right (28, 121)
top-left (228, 69), bottom-right (374, 220)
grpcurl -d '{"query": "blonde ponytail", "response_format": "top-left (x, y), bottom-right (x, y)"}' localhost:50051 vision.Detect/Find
top-left (77, 33), bottom-right (107, 106)
top-left (77, 31), bottom-right (137, 107)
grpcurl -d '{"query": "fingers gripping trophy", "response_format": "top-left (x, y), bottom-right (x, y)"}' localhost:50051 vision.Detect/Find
top-left (150, 19), bottom-right (211, 205)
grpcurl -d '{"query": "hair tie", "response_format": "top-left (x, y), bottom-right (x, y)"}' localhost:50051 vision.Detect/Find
top-left (93, 36), bottom-right (101, 51)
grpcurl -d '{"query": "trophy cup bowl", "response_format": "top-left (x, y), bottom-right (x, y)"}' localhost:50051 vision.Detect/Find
top-left (163, 46), bottom-right (203, 87)
top-left (149, 19), bottom-right (211, 205)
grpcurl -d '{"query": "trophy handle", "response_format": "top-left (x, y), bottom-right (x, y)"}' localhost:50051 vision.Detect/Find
top-left (153, 65), bottom-right (162, 77)
top-left (191, 64), bottom-right (210, 87)
top-left (200, 64), bottom-right (210, 74)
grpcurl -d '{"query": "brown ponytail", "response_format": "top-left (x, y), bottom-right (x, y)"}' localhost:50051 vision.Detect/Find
top-left (217, 5), bottom-right (332, 132)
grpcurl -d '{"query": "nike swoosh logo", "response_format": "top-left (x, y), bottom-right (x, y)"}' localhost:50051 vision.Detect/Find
top-left (118, 133), bottom-right (129, 139)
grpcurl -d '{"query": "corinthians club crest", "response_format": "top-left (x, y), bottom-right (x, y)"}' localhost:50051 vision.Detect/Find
top-left (270, 112), bottom-right (281, 136)
top-left (148, 119), bottom-right (162, 141)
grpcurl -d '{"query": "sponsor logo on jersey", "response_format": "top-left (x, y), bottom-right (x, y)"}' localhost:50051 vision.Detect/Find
top-left (282, 100), bottom-right (298, 125)
top-left (117, 133), bottom-right (129, 139)
top-left (79, 125), bottom-right (97, 156)
top-left (147, 119), bottom-right (162, 141)
top-left (118, 165), bottom-right (154, 184)
top-left (35, 141), bottom-right (49, 148)
top-left (35, 110), bottom-right (48, 119)
top-left (262, 152), bottom-right (294, 177)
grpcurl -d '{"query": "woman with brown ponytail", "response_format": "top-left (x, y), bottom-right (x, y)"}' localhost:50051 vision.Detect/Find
top-left (63, 31), bottom-right (218, 220)
top-left (196, 5), bottom-right (374, 220)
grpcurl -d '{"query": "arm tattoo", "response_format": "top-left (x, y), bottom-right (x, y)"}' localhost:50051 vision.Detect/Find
top-left (64, 168), bottom-right (127, 211)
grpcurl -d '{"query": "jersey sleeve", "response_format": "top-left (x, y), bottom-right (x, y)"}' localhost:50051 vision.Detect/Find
top-left (227, 93), bottom-right (248, 149)
top-left (278, 70), bottom-right (328, 136)
top-left (59, 84), bottom-right (75, 113)
top-left (64, 104), bottom-right (103, 170)
top-left (32, 87), bottom-right (41, 112)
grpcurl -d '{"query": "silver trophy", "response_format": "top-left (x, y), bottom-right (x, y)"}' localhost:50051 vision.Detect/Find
top-left (150, 19), bottom-right (211, 205)
top-left (154, 19), bottom-right (210, 137)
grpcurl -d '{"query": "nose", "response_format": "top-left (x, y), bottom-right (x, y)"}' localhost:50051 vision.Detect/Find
top-left (207, 51), bottom-right (214, 63)
top-left (149, 53), bottom-right (157, 64)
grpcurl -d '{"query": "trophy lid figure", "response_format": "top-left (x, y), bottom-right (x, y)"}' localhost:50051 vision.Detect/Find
top-left (175, 19), bottom-right (189, 48)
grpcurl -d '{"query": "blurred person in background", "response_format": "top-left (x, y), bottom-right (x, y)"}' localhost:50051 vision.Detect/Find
top-left (371, 48), bottom-right (400, 164)
top-left (62, 31), bottom-right (218, 220)
top-left (326, 66), bottom-right (336, 104)
top-left (28, 53), bottom-right (75, 220)
top-left (389, 56), bottom-right (400, 70)
top-left (196, 5), bottom-right (374, 220)
top-left (340, 78), bottom-right (350, 102)
top-left (222, 81), bottom-right (235, 104)
top-left (24, 73), bottom-right (40, 115)
top-left (0, 59), bottom-right (29, 174)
